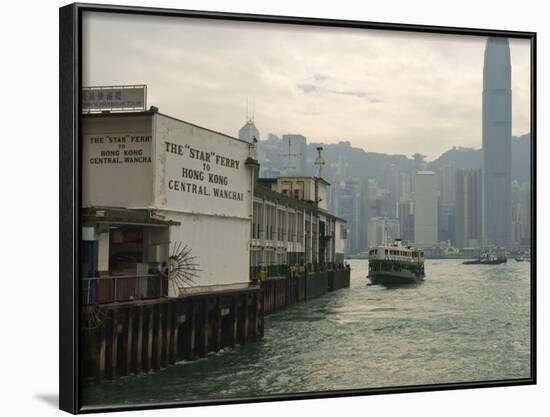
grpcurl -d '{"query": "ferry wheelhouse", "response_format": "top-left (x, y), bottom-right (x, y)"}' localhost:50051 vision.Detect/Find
top-left (367, 239), bottom-right (425, 286)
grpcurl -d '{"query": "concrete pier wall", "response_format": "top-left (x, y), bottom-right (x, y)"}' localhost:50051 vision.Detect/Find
top-left (261, 267), bottom-right (350, 316)
top-left (328, 268), bottom-right (351, 292)
top-left (305, 271), bottom-right (329, 300)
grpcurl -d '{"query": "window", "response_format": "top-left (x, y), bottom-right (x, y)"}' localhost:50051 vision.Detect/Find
top-left (340, 224), bottom-right (347, 239)
top-left (297, 212), bottom-right (304, 242)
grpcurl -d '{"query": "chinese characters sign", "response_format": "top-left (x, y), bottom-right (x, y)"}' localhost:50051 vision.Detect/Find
top-left (82, 85), bottom-right (146, 112)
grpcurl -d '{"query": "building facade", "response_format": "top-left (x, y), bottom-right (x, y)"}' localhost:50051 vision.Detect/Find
top-left (281, 134), bottom-right (307, 176)
top-left (253, 176), bottom-right (346, 272)
top-left (512, 180), bottom-right (531, 247)
top-left (82, 110), bottom-right (257, 299)
top-left (337, 177), bottom-right (362, 255)
top-left (82, 111), bottom-right (347, 302)
top-left (398, 199), bottom-right (415, 243)
top-left (455, 169), bottom-right (482, 249)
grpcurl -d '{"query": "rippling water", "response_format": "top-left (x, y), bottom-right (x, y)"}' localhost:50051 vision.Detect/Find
top-left (82, 259), bottom-right (531, 407)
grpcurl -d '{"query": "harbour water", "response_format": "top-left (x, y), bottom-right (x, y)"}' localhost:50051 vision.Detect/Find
top-left (82, 259), bottom-right (531, 407)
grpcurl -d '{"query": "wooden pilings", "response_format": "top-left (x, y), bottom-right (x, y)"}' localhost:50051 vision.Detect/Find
top-left (82, 288), bottom-right (262, 383)
top-left (82, 268), bottom-right (350, 383)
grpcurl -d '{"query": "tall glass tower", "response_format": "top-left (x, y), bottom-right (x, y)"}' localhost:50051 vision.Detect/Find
top-left (482, 37), bottom-right (512, 248)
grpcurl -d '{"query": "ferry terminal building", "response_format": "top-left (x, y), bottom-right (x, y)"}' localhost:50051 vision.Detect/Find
top-left (80, 108), bottom-right (349, 380)
top-left (82, 109), bottom-right (347, 300)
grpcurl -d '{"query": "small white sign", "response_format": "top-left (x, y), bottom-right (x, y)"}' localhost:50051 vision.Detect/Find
top-left (82, 85), bottom-right (146, 112)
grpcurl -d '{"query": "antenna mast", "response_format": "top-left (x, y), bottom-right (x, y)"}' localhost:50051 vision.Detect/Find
top-left (314, 146), bottom-right (325, 178)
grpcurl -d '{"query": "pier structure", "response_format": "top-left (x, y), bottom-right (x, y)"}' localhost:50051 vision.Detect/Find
top-left (80, 108), bottom-right (349, 383)
top-left (251, 176), bottom-right (349, 313)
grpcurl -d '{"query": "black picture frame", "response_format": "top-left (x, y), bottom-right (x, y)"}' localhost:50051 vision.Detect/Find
top-left (59, 3), bottom-right (537, 414)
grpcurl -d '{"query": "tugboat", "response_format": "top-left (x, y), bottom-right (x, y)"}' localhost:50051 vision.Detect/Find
top-left (462, 252), bottom-right (507, 265)
top-left (367, 239), bottom-right (425, 286)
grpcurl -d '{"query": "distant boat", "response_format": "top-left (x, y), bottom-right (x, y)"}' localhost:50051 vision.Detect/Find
top-left (367, 239), bottom-right (425, 286)
top-left (514, 255), bottom-right (531, 262)
top-left (463, 253), bottom-right (507, 265)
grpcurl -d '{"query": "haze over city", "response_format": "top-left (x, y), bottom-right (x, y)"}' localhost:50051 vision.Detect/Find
top-left (82, 12), bottom-right (530, 160)
top-left (74, 7), bottom-right (533, 408)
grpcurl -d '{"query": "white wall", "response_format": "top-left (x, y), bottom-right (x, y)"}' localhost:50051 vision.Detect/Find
top-left (164, 211), bottom-right (251, 292)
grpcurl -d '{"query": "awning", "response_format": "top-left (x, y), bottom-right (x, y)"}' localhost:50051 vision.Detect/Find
top-left (82, 207), bottom-right (181, 227)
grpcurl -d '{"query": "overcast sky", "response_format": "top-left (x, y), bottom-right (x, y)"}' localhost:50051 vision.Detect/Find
top-left (83, 12), bottom-right (531, 160)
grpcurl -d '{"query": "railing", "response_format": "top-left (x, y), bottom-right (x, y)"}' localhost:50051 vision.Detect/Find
top-left (81, 274), bottom-right (167, 305)
top-left (249, 262), bottom-right (348, 282)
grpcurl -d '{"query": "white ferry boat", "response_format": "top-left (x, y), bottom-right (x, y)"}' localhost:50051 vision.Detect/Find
top-left (367, 239), bottom-right (425, 286)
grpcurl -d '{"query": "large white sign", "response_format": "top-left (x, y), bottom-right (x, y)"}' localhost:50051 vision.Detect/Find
top-left (154, 116), bottom-right (251, 219)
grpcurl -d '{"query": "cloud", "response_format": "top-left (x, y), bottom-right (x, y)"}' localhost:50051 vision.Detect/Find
top-left (331, 90), bottom-right (368, 98)
top-left (83, 12), bottom-right (531, 160)
top-left (328, 89), bottom-right (381, 102)
top-left (297, 83), bottom-right (380, 103)
top-left (297, 83), bottom-right (320, 94)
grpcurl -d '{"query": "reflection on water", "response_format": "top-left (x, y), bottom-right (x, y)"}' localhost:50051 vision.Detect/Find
top-left (83, 259), bottom-right (531, 406)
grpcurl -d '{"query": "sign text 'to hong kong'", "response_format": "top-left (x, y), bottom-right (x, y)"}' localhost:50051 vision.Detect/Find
top-left (160, 137), bottom-right (250, 217)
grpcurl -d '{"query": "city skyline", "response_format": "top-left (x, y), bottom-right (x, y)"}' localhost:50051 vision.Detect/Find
top-left (83, 12), bottom-right (531, 160)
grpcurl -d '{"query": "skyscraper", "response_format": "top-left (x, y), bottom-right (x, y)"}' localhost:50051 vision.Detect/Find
top-left (398, 199), bottom-right (414, 243)
top-left (512, 180), bottom-right (531, 246)
top-left (238, 119), bottom-right (260, 159)
top-left (238, 120), bottom-right (260, 143)
top-left (413, 171), bottom-right (438, 246)
top-left (482, 37), bottom-right (512, 248)
top-left (455, 169), bottom-right (482, 249)
top-left (338, 177), bottom-right (361, 255)
top-left (282, 134), bottom-right (307, 176)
